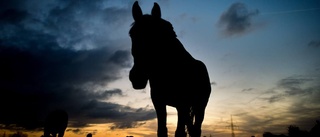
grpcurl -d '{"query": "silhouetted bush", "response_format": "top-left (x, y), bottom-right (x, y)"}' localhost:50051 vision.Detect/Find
top-left (263, 132), bottom-right (287, 137)
top-left (309, 120), bottom-right (320, 137)
top-left (263, 122), bottom-right (320, 137)
top-left (288, 125), bottom-right (309, 137)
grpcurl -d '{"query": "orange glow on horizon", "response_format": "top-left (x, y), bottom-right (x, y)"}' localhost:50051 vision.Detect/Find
top-left (0, 121), bottom-right (269, 137)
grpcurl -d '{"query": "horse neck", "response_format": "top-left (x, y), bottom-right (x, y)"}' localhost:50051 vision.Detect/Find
top-left (159, 37), bottom-right (194, 62)
top-left (136, 37), bottom-right (194, 74)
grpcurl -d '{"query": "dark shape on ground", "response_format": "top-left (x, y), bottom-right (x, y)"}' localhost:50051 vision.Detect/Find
top-left (86, 133), bottom-right (92, 137)
top-left (43, 109), bottom-right (68, 137)
top-left (309, 120), bottom-right (320, 137)
top-left (288, 125), bottom-right (309, 137)
top-left (263, 122), bottom-right (320, 137)
top-left (129, 1), bottom-right (211, 137)
top-left (263, 132), bottom-right (287, 137)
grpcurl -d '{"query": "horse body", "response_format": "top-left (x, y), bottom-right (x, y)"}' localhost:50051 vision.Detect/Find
top-left (129, 2), bottom-right (211, 137)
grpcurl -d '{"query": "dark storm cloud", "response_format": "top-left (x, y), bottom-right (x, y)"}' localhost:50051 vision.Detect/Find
top-left (76, 100), bottom-right (156, 129)
top-left (308, 40), bottom-right (320, 48)
top-left (0, 0), bottom-right (133, 50)
top-left (218, 2), bottom-right (259, 36)
top-left (0, 0), bottom-right (155, 130)
top-left (108, 106), bottom-right (157, 129)
top-left (92, 89), bottom-right (123, 100)
top-left (0, 9), bottom-right (29, 23)
top-left (109, 50), bottom-right (132, 67)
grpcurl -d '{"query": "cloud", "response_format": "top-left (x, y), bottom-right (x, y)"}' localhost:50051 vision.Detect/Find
top-left (0, 40), bottom-right (155, 130)
top-left (241, 88), bottom-right (254, 92)
top-left (109, 50), bottom-right (132, 67)
top-left (256, 73), bottom-right (320, 130)
top-left (308, 40), bottom-right (320, 48)
top-left (217, 2), bottom-right (259, 36)
top-left (267, 94), bottom-right (285, 103)
top-left (234, 72), bottom-right (320, 135)
top-left (110, 121), bottom-right (146, 130)
top-left (175, 13), bottom-right (199, 23)
top-left (277, 77), bottom-right (314, 96)
top-left (210, 81), bottom-right (217, 86)
top-left (0, 0), bottom-right (132, 50)
top-left (0, 9), bottom-right (29, 23)
top-left (262, 75), bottom-right (318, 103)
top-left (0, 0), bottom-right (155, 130)
top-left (234, 111), bottom-right (293, 136)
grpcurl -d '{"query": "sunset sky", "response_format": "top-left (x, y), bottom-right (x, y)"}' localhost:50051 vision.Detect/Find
top-left (1, 0), bottom-right (320, 137)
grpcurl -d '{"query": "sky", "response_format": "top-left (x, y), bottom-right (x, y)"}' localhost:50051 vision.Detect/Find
top-left (0, 0), bottom-right (320, 137)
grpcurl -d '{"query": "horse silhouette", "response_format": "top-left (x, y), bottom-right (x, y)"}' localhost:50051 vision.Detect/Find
top-left (43, 109), bottom-right (68, 137)
top-left (129, 1), bottom-right (211, 137)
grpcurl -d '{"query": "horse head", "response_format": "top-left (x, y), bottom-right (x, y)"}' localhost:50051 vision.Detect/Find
top-left (129, 1), bottom-right (179, 89)
top-left (129, 1), bottom-right (195, 90)
top-left (129, 1), bottom-right (177, 65)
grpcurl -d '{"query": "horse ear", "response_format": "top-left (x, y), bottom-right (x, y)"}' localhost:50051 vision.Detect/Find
top-left (132, 1), bottom-right (142, 21)
top-left (152, 2), bottom-right (161, 18)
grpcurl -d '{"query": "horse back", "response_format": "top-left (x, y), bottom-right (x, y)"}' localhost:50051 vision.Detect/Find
top-left (183, 60), bottom-right (211, 100)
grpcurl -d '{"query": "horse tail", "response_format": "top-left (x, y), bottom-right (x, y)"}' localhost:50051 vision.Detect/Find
top-left (186, 106), bottom-right (195, 136)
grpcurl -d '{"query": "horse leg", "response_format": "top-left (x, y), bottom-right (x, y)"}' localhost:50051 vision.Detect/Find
top-left (154, 103), bottom-right (168, 137)
top-left (193, 105), bottom-right (206, 137)
top-left (58, 130), bottom-right (65, 137)
top-left (175, 107), bottom-right (188, 137)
